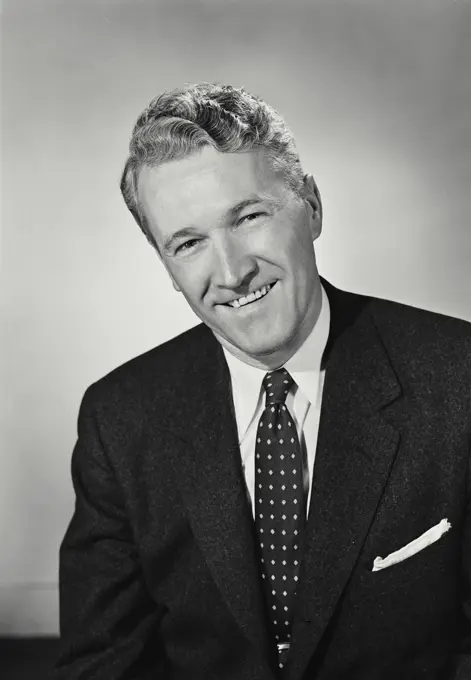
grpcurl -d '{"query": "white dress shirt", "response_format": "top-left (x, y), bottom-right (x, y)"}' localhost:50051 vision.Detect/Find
top-left (223, 285), bottom-right (330, 519)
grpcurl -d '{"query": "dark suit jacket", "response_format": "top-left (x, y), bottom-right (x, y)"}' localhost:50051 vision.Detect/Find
top-left (54, 281), bottom-right (471, 679)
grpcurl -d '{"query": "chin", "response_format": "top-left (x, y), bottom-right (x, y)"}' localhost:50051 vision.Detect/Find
top-left (243, 335), bottom-right (293, 359)
top-left (215, 325), bottom-right (296, 362)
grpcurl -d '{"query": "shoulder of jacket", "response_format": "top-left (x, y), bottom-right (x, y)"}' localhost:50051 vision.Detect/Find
top-left (83, 323), bottom-right (216, 407)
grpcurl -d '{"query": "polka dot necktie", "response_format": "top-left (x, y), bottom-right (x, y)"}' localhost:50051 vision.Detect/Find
top-left (254, 368), bottom-right (305, 670)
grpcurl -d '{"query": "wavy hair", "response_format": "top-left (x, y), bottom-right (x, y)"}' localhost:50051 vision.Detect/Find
top-left (120, 83), bottom-right (304, 248)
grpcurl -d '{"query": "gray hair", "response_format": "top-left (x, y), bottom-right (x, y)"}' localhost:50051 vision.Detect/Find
top-left (120, 83), bottom-right (304, 248)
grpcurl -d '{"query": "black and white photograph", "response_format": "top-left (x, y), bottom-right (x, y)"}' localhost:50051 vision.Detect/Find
top-left (1, 1), bottom-right (471, 678)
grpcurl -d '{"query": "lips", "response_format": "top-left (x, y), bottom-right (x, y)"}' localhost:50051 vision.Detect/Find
top-left (226, 283), bottom-right (274, 308)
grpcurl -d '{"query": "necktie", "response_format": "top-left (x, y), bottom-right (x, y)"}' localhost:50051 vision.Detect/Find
top-left (254, 368), bottom-right (305, 670)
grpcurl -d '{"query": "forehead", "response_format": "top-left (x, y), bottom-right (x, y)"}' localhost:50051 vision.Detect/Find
top-left (138, 146), bottom-right (287, 236)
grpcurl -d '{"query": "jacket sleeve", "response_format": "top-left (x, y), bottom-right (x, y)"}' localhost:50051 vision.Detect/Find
top-left (53, 385), bottom-right (165, 679)
top-left (447, 432), bottom-right (471, 680)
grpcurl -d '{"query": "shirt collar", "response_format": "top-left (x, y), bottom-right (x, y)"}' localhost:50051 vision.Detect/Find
top-left (223, 284), bottom-right (330, 443)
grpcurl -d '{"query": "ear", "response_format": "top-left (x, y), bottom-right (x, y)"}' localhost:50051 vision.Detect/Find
top-left (301, 174), bottom-right (322, 241)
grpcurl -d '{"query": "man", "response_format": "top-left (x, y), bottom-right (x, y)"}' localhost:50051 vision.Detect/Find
top-left (54, 83), bottom-right (471, 679)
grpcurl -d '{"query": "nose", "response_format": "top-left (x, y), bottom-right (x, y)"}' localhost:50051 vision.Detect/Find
top-left (211, 232), bottom-right (257, 290)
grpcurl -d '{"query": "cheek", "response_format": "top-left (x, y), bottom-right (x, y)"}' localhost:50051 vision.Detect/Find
top-left (165, 260), bottom-right (207, 299)
top-left (283, 224), bottom-right (316, 270)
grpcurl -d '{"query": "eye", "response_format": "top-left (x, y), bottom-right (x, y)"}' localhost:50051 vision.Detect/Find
top-left (240, 212), bottom-right (266, 224)
top-left (175, 239), bottom-right (199, 254)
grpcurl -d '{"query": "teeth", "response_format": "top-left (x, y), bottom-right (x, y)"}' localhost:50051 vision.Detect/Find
top-left (228, 284), bottom-right (272, 308)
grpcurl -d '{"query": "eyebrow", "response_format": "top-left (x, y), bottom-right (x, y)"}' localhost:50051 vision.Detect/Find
top-left (228, 196), bottom-right (280, 216)
top-left (163, 227), bottom-right (200, 254)
top-left (162, 195), bottom-right (282, 254)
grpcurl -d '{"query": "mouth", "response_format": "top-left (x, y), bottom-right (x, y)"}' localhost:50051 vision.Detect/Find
top-left (225, 283), bottom-right (275, 309)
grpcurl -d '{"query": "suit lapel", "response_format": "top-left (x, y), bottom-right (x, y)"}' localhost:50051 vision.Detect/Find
top-left (164, 282), bottom-right (404, 678)
top-left (168, 333), bottom-right (274, 667)
top-left (287, 283), bottom-right (403, 680)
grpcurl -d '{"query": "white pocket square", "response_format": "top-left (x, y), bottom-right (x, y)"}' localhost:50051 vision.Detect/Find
top-left (372, 518), bottom-right (451, 572)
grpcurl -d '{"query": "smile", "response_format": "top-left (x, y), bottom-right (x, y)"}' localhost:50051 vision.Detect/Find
top-left (227, 283), bottom-right (274, 308)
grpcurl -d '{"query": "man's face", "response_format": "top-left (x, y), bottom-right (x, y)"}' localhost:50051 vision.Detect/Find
top-left (138, 146), bottom-right (323, 368)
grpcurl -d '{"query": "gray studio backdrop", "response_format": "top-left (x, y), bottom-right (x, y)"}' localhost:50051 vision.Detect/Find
top-left (1, 0), bottom-right (470, 635)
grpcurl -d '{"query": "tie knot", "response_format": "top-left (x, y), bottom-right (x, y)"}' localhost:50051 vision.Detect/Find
top-left (263, 369), bottom-right (294, 405)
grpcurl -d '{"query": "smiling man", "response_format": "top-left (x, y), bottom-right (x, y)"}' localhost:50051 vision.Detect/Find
top-left (55, 84), bottom-right (471, 680)
top-left (138, 145), bottom-right (322, 368)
